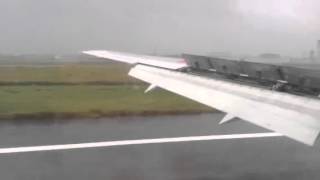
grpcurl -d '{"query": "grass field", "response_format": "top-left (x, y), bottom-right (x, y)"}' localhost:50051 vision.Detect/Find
top-left (0, 64), bottom-right (135, 84)
top-left (0, 63), bottom-right (214, 119)
top-left (0, 85), bottom-right (212, 119)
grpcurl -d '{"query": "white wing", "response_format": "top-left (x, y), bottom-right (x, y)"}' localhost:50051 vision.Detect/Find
top-left (83, 50), bottom-right (187, 70)
top-left (84, 50), bottom-right (320, 146)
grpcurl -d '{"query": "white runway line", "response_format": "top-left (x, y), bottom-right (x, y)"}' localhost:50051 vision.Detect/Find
top-left (0, 133), bottom-right (282, 154)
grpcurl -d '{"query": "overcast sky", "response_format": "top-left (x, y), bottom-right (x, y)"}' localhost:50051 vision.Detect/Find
top-left (0, 0), bottom-right (319, 56)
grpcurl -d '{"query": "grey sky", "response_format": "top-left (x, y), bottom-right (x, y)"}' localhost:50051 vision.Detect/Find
top-left (0, 0), bottom-right (319, 56)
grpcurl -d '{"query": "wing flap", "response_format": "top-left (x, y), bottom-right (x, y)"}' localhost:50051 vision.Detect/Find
top-left (129, 65), bottom-right (320, 146)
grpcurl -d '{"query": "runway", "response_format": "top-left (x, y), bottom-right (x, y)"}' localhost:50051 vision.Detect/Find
top-left (0, 113), bottom-right (319, 179)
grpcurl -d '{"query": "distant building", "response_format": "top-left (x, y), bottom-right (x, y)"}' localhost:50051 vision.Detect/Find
top-left (309, 50), bottom-right (315, 61)
top-left (289, 40), bottom-right (320, 64)
top-left (259, 53), bottom-right (281, 59)
top-left (246, 53), bottom-right (289, 64)
top-left (317, 40), bottom-right (320, 59)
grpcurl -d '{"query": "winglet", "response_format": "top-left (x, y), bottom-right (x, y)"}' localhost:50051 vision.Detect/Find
top-left (144, 84), bottom-right (157, 93)
top-left (219, 114), bottom-right (237, 124)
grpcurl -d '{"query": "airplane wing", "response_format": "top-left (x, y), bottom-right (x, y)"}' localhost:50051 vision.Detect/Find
top-left (83, 50), bottom-right (320, 146)
top-left (83, 50), bottom-right (187, 70)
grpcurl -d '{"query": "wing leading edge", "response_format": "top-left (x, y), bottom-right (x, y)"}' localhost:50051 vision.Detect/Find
top-left (84, 50), bottom-right (320, 146)
top-left (83, 50), bottom-right (187, 70)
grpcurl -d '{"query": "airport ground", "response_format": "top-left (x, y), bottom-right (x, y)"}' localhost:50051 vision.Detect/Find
top-left (0, 85), bottom-right (212, 119)
top-left (0, 63), bottom-right (133, 83)
top-left (0, 63), bottom-right (212, 119)
top-left (0, 113), bottom-right (320, 180)
top-left (0, 61), bottom-right (320, 179)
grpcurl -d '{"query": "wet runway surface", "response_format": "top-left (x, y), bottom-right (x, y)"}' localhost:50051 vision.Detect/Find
top-left (0, 113), bottom-right (320, 179)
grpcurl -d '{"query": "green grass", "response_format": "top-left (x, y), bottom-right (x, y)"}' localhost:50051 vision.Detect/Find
top-left (0, 63), bottom-right (215, 119)
top-left (0, 64), bottom-right (135, 83)
top-left (0, 85), bottom-right (213, 118)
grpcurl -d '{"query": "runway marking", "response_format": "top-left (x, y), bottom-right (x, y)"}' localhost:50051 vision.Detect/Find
top-left (0, 133), bottom-right (282, 154)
